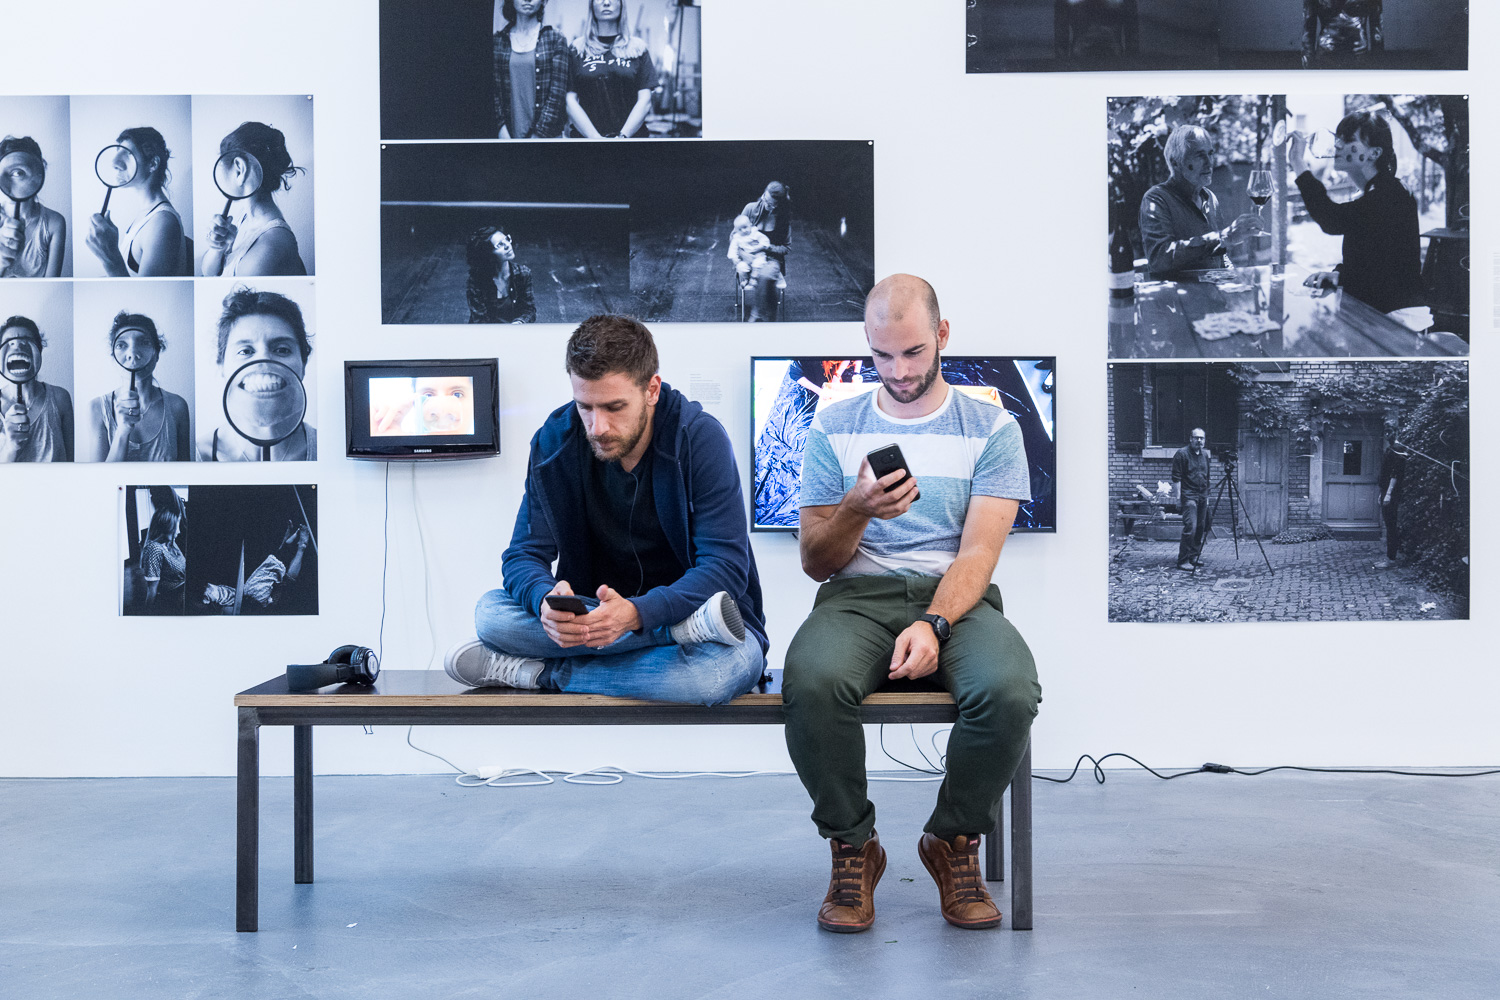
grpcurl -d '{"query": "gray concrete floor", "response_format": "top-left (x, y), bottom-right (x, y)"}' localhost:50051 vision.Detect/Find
top-left (3, 771), bottom-right (1498, 999)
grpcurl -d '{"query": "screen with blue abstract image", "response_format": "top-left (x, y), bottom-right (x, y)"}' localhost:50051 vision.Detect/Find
top-left (751, 357), bottom-right (1056, 532)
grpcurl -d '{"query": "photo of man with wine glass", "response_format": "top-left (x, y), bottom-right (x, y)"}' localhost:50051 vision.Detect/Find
top-left (1105, 93), bottom-right (1468, 360)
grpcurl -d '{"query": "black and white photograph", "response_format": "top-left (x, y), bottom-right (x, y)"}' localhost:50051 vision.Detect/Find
top-left (381, 141), bottom-right (629, 324)
top-left (0, 281), bottom-right (74, 462)
top-left (1217, 0), bottom-right (1468, 70)
top-left (381, 139), bottom-right (873, 325)
top-left (72, 280), bottom-right (195, 462)
top-left (627, 140), bottom-right (874, 322)
top-left (190, 95), bottom-right (315, 278)
top-left (193, 279), bottom-right (318, 462)
top-left (968, 0), bottom-right (1468, 72)
top-left (1108, 360), bottom-right (1468, 622)
top-left (1107, 94), bottom-right (1469, 359)
top-left (119, 483), bottom-right (318, 617)
top-left (381, 0), bottom-right (702, 140)
top-left (0, 95), bottom-right (73, 279)
top-left (68, 95), bottom-right (194, 279)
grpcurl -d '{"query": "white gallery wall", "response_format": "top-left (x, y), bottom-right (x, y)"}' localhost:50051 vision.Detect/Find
top-left (1, 0), bottom-right (1495, 778)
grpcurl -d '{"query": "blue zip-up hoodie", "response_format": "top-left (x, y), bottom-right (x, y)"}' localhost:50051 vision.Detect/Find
top-left (501, 383), bottom-right (767, 652)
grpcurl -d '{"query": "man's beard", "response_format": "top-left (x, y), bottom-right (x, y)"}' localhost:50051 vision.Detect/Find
top-left (881, 352), bottom-right (942, 405)
top-left (588, 405), bottom-right (650, 462)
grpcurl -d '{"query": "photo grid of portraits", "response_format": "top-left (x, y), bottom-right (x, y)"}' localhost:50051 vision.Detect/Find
top-left (119, 484), bottom-right (318, 617)
top-left (1106, 90), bottom-right (1470, 623)
top-left (0, 95), bottom-right (317, 465)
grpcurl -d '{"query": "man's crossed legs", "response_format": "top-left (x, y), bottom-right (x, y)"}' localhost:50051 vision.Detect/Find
top-left (445, 588), bottom-right (765, 707)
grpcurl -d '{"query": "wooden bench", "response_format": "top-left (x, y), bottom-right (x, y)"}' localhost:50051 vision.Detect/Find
top-left (234, 669), bottom-right (1033, 932)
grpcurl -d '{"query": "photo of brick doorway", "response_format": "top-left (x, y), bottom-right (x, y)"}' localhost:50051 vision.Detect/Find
top-left (1107, 360), bottom-right (1468, 622)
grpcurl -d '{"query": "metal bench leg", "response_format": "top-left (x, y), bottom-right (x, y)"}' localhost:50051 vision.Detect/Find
top-left (986, 791), bottom-right (1004, 882)
top-left (294, 725), bottom-right (314, 884)
top-left (236, 708), bottom-right (260, 932)
top-left (1011, 740), bottom-right (1033, 930)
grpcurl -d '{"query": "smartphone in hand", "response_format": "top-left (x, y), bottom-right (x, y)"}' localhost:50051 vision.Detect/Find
top-left (544, 594), bottom-right (589, 615)
top-left (866, 444), bottom-right (919, 500)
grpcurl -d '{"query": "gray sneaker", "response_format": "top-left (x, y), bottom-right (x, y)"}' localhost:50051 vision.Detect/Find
top-left (443, 638), bottom-right (544, 689)
top-left (669, 592), bottom-right (746, 646)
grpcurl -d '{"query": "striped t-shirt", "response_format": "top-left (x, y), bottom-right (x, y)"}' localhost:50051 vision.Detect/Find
top-left (799, 385), bottom-right (1032, 578)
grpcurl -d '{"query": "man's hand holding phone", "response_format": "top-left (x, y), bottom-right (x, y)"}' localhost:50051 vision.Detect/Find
top-left (845, 444), bottom-right (919, 521)
top-left (541, 582), bottom-right (642, 648)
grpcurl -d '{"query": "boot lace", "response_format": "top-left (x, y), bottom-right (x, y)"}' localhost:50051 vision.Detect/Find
top-left (950, 836), bottom-right (990, 906)
top-left (829, 841), bottom-right (868, 908)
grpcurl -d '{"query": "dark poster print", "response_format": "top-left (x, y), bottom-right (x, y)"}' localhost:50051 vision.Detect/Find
top-left (120, 484), bottom-right (318, 617)
top-left (380, 140), bottom-right (874, 326)
top-left (967, 0), bottom-right (1468, 73)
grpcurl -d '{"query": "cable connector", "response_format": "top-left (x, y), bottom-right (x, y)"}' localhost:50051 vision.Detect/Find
top-left (1200, 762), bottom-right (1234, 774)
top-left (476, 765), bottom-right (509, 779)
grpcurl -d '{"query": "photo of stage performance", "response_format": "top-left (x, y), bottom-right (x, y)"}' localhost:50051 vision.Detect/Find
top-left (627, 140), bottom-right (874, 323)
top-left (968, 0), bottom-right (1468, 72)
top-left (381, 142), bottom-right (631, 325)
top-left (381, 139), bottom-right (872, 326)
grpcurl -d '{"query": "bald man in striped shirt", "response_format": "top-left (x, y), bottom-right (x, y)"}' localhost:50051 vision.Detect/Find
top-left (783, 274), bottom-right (1041, 934)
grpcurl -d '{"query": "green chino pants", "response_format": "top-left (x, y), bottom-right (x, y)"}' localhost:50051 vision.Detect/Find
top-left (782, 574), bottom-right (1040, 847)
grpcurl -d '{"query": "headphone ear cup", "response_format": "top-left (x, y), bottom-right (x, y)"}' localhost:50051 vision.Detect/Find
top-left (350, 646), bottom-right (379, 683)
top-left (327, 644), bottom-right (360, 666)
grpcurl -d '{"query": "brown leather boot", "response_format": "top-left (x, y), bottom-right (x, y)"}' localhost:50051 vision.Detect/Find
top-left (918, 832), bottom-right (1002, 929)
top-left (817, 830), bottom-right (887, 933)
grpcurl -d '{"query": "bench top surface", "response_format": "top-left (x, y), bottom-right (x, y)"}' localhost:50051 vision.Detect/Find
top-left (235, 669), bottom-right (956, 709)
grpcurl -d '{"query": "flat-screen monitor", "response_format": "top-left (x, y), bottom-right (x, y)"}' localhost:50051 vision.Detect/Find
top-left (345, 358), bottom-right (500, 460)
top-left (751, 356), bottom-right (1056, 532)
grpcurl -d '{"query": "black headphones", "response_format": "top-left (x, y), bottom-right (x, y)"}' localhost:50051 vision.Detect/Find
top-left (286, 645), bottom-right (380, 692)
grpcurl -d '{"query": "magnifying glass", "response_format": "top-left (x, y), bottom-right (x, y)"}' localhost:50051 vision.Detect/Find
top-left (0, 330), bottom-right (39, 418)
top-left (111, 325), bottom-right (159, 424)
top-left (222, 358), bottom-right (306, 461)
top-left (212, 150), bottom-right (264, 218)
top-left (94, 144), bottom-right (139, 216)
top-left (0, 150), bottom-right (45, 214)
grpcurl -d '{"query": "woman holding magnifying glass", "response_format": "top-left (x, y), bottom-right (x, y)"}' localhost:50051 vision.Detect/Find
top-left (84, 128), bottom-right (188, 278)
top-left (200, 123), bottom-right (307, 278)
top-left (83, 312), bottom-right (191, 462)
top-left (197, 286), bottom-right (316, 462)
top-left (0, 315), bottom-right (73, 462)
top-left (0, 136), bottom-right (67, 279)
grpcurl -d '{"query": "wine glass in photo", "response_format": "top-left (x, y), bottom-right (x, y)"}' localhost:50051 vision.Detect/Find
top-left (1247, 169), bottom-right (1273, 221)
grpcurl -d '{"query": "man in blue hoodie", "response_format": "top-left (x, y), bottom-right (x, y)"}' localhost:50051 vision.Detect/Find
top-left (444, 314), bottom-right (767, 705)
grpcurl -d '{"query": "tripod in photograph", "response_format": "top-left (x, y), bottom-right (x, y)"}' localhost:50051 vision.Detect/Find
top-left (1201, 457), bottom-right (1275, 575)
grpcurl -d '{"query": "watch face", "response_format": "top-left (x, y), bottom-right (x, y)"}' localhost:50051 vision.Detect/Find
top-left (924, 614), bottom-right (950, 641)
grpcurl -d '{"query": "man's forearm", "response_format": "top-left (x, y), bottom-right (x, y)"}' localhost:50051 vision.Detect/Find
top-left (926, 547), bottom-right (1000, 625)
top-left (799, 501), bottom-right (869, 581)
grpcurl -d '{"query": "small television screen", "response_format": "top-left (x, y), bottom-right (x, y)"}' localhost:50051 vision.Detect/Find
top-left (345, 358), bottom-right (500, 460)
top-left (751, 356), bottom-right (1056, 532)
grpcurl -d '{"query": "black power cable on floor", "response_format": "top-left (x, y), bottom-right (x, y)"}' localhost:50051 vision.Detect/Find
top-left (880, 741), bottom-right (1500, 784)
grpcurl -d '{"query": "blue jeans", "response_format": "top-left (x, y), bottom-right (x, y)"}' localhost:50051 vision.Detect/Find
top-left (474, 588), bottom-right (766, 706)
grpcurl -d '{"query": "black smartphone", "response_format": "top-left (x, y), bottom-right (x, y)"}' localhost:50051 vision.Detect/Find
top-left (544, 594), bottom-right (589, 615)
top-left (866, 444), bottom-right (918, 498)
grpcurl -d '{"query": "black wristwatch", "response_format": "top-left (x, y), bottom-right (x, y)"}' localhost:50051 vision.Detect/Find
top-left (918, 613), bottom-right (951, 644)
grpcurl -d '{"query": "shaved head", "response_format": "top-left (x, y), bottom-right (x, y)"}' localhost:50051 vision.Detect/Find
top-left (865, 273), bottom-right (941, 333)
